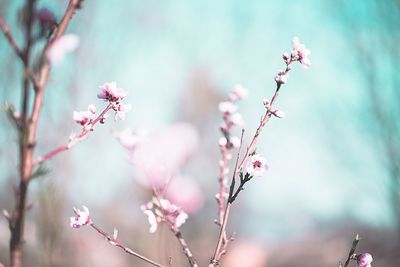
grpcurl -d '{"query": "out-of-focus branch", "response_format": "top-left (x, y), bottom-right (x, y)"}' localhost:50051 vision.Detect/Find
top-left (9, 1), bottom-right (83, 267)
top-left (90, 223), bottom-right (166, 267)
top-left (0, 16), bottom-right (23, 59)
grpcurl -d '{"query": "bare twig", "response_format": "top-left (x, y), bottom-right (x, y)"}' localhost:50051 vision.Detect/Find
top-left (0, 16), bottom-right (23, 59)
top-left (169, 226), bottom-right (198, 267)
top-left (90, 223), bottom-right (166, 267)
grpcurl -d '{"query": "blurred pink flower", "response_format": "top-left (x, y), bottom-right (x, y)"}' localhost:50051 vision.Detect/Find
top-left (230, 84), bottom-right (248, 101)
top-left (70, 206), bottom-right (91, 228)
top-left (219, 101), bottom-right (237, 114)
top-left (224, 241), bottom-right (268, 267)
top-left (165, 176), bottom-right (204, 214)
top-left (357, 253), bottom-right (373, 267)
top-left (246, 154), bottom-right (268, 177)
top-left (97, 81), bottom-right (127, 102)
top-left (291, 36), bottom-right (311, 68)
top-left (113, 128), bottom-right (148, 150)
top-left (130, 123), bottom-right (199, 188)
top-left (47, 34), bottom-right (79, 65)
top-left (73, 104), bottom-right (96, 127)
top-left (230, 136), bottom-right (241, 148)
top-left (230, 113), bottom-right (244, 126)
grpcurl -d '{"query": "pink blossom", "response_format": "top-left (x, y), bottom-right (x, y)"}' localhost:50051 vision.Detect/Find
top-left (47, 34), bottom-right (80, 65)
top-left (73, 104), bottom-right (96, 127)
top-left (230, 136), bottom-right (241, 148)
top-left (246, 154), bottom-right (268, 177)
top-left (356, 253), bottom-right (373, 267)
top-left (230, 113), bottom-right (245, 126)
top-left (130, 123), bottom-right (199, 188)
top-left (291, 36), bottom-right (311, 68)
top-left (165, 176), bottom-right (204, 214)
top-left (114, 103), bottom-right (131, 120)
top-left (219, 137), bottom-right (228, 147)
top-left (230, 84), bottom-right (248, 101)
top-left (97, 81), bottom-right (127, 102)
top-left (113, 128), bottom-right (148, 150)
top-left (219, 101), bottom-right (237, 114)
top-left (274, 69), bottom-right (288, 84)
top-left (142, 210), bottom-right (158, 233)
top-left (160, 199), bottom-right (188, 228)
top-left (70, 206), bottom-right (91, 228)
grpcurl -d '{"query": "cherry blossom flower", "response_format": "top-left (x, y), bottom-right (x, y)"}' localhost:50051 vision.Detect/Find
top-left (70, 206), bottom-right (91, 228)
top-left (230, 84), bottom-right (248, 101)
top-left (219, 137), bottom-right (228, 147)
top-left (113, 128), bottom-right (148, 150)
top-left (73, 104), bottom-right (96, 127)
top-left (142, 198), bottom-right (189, 232)
top-left (160, 199), bottom-right (188, 228)
top-left (230, 113), bottom-right (244, 126)
top-left (142, 210), bottom-right (158, 233)
top-left (230, 136), bottom-right (241, 148)
top-left (291, 36), bottom-right (311, 68)
top-left (114, 103), bottom-right (131, 120)
top-left (47, 34), bottom-right (80, 65)
top-left (219, 101), bottom-right (237, 114)
top-left (97, 81), bottom-right (127, 102)
top-left (274, 69), bottom-right (288, 84)
top-left (246, 154), bottom-right (268, 177)
top-left (356, 253), bottom-right (373, 267)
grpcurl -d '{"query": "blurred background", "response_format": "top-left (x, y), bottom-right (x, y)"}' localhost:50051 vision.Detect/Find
top-left (0, 0), bottom-right (399, 266)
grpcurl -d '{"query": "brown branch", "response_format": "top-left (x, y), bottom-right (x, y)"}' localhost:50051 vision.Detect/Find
top-left (169, 226), bottom-right (198, 267)
top-left (0, 16), bottom-right (23, 59)
top-left (9, 1), bottom-right (82, 267)
top-left (90, 223), bottom-right (166, 267)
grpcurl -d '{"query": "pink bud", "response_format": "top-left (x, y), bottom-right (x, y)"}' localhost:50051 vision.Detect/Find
top-left (356, 253), bottom-right (373, 267)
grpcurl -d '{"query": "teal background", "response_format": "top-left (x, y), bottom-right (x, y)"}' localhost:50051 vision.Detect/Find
top-left (0, 1), bottom-right (399, 266)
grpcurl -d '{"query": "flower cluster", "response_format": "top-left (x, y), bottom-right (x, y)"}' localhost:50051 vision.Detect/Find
top-left (72, 81), bottom-right (130, 129)
top-left (219, 84), bottom-right (248, 149)
top-left (274, 36), bottom-right (311, 86)
top-left (141, 197), bottom-right (188, 233)
top-left (73, 104), bottom-right (96, 127)
top-left (353, 253), bottom-right (373, 267)
top-left (98, 81), bottom-right (131, 120)
top-left (70, 206), bottom-right (91, 229)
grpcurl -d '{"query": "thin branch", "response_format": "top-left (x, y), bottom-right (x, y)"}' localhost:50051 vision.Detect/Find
top-left (343, 234), bottom-right (360, 267)
top-left (0, 16), bottom-right (23, 59)
top-left (90, 223), bottom-right (166, 267)
top-left (33, 103), bottom-right (113, 166)
top-left (169, 226), bottom-right (198, 267)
